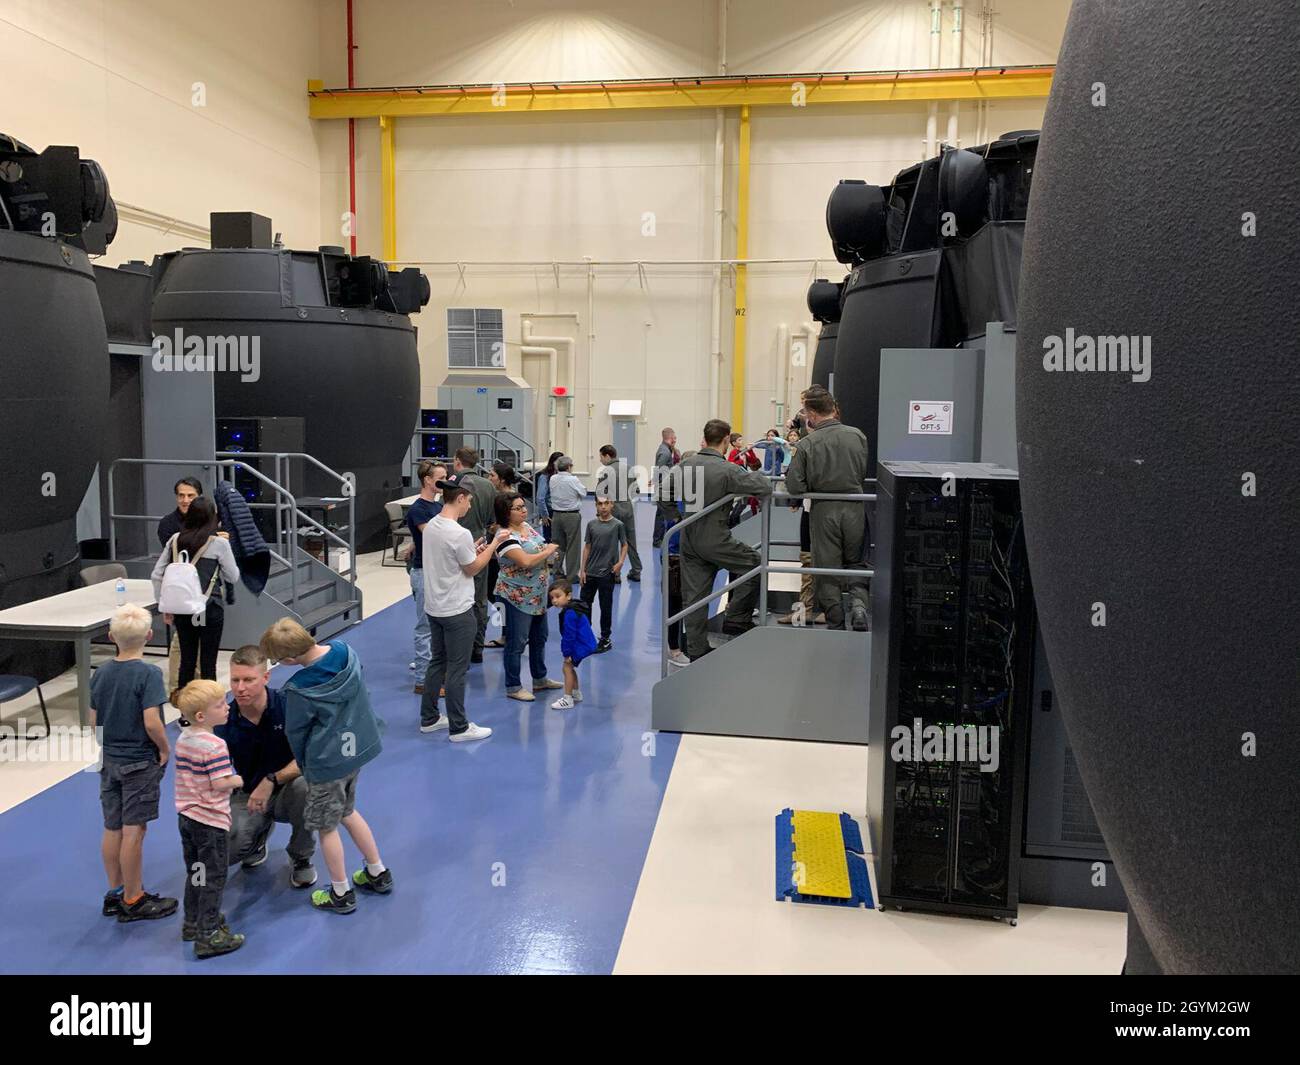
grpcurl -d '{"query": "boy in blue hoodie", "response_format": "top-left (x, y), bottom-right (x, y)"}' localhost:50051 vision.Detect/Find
top-left (260, 618), bottom-right (390, 914)
top-left (548, 580), bottom-right (596, 710)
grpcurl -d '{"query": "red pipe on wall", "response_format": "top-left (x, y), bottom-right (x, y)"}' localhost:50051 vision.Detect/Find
top-left (347, 0), bottom-right (357, 255)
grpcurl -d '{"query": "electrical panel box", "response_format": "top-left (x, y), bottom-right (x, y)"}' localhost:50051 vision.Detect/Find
top-left (876, 348), bottom-right (981, 466)
top-left (868, 460), bottom-right (1033, 920)
top-left (437, 383), bottom-right (535, 468)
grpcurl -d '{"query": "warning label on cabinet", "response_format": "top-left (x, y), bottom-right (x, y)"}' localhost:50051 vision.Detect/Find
top-left (908, 401), bottom-right (954, 435)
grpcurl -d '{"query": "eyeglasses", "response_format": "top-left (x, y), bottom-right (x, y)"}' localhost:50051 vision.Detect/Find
top-left (510, 503), bottom-right (527, 511)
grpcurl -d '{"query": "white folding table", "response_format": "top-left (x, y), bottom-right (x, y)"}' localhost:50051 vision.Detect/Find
top-left (0, 579), bottom-right (158, 727)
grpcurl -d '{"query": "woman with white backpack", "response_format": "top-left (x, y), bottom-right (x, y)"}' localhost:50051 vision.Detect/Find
top-left (151, 497), bottom-right (240, 692)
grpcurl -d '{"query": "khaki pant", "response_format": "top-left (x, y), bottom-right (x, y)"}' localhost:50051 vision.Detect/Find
top-left (167, 631), bottom-right (181, 692)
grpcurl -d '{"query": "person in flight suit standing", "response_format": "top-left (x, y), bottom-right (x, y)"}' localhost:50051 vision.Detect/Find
top-left (783, 386), bottom-right (870, 631)
top-left (677, 419), bottom-right (773, 662)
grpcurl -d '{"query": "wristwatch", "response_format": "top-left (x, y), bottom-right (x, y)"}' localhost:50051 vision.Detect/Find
top-left (267, 771), bottom-right (279, 787)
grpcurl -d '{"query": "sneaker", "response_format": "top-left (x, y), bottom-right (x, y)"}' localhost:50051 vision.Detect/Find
top-left (449, 722), bottom-right (493, 743)
top-left (195, 926), bottom-right (245, 959)
top-left (117, 892), bottom-right (178, 923)
top-left (241, 840), bottom-right (269, 868)
top-left (533, 678), bottom-right (564, 691)
top-left (291, 859), bottom-right (318, 889)
top-left (595, 638), bottom-right (612, 654)
top-left (551, 695), bottom-right (575, 711)
top-left (572, 689), bottom-right (583, 703)
top-left (183, 913), bottom-right (230, 942)
top-left (420, 717), bottom-right (449, 734)
top-left (668, 649), bottom-right (690, 665)
top-left (413, 683), bottom-right (424, 694)
top-left (612, 574), bottom-right (622, 584)
top-left (470, 653), bottom-right (484, 664)
top-left (507, 689), bottom-right (536, 702)
top-left (101, 890), bottom-right (124, 918)
top-left (352, 866), bottom-right (394, 895)
top-left (408, 660), bottom-right (418, 671)
top-left (311, 886), bottom-right (357, 914)
top-left (850, 604), bottom-right (870, 632)
top-left (628, 572), bottom-right (641, 582)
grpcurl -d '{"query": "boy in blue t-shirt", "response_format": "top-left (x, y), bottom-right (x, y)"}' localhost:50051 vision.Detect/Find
top-left (91, 604), bottom-right (178, 923)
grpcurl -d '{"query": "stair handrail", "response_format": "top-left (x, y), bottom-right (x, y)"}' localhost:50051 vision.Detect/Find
top-left (412, 427), bottom-right (538, 486)
top-left (107, 457), bottom-right (303, 610)
top-left (215, 450), bottom-right (358, 588)
top-left (659, 482), bottom-right (877, 679)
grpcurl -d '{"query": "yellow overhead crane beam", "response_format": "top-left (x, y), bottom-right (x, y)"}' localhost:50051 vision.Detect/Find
top-left (311, 66), bottom-right (1053, 434)
top-left (306, 67), bottom-right (1052, 119)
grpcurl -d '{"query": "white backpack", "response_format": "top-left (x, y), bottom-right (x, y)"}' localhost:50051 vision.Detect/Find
top-left (158, 536), bottom-right (220, 618)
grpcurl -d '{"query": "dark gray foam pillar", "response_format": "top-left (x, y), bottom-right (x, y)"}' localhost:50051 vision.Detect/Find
top-left (1016, 0), bottom-right (1299, 973)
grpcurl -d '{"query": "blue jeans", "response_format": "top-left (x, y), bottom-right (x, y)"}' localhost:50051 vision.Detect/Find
top-left (410, 568), bottom-right (431, 670)
top-left (503, 602), bottom-right (550, 692)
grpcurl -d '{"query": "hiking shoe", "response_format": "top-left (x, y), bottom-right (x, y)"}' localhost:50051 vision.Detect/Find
top-left (551, 695), bottom-right (576, 711)
top-left (352, 867), bottom-right (394, 895)
top-left (102, 891), bottom-right (124, 918)
top-left (117, 892), bottom-right (178, 923)
top-left (420, 717), bottom-right (449, 734)
top-left (533, 678), bottom-right (564, 691)
top-left (449, 722), bottom-right (493, 743)
top-left (183, 913), bottom-right (230, 942)
top-left (195, 927), bottom-right (245, 959)
top-left (291, 859), bottom-right (318, 889)
top-left (242, 840), bottom-right (269, 868)
top-left (507, 689), bottom-right (535, 702)
top-left (311, 886), bottom-right (357, 914)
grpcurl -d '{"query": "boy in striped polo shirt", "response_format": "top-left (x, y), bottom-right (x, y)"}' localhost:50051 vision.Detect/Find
top-left (174, 680), bottom-right (246, 959)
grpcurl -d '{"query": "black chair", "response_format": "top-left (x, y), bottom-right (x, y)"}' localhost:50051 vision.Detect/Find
top-left (0, 675), bottom-right (51, 738)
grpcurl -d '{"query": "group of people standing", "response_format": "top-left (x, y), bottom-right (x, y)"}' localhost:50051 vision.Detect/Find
top-left (404, 446), bottom-right (625, 726)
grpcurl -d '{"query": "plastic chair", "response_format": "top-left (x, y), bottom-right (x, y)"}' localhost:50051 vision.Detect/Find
top-left (0, 675), bottom-right (50, 738)
top-left (384, 501), bottom-right (412, 567)
top-left (81, 562), bottom-right (128, 587)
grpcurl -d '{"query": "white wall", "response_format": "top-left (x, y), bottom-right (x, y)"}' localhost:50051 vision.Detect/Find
top-left (1, 0), bottom-right (323, 266)
top-left (315, 0), bottom-right (1069, 473)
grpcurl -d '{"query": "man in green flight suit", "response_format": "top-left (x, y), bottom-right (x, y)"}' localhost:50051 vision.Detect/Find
top-left (678, 419), bottom-right (774, 662)
top-left (783, 386), bottom-right (871, 631)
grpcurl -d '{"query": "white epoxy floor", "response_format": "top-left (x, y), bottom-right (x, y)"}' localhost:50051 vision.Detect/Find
top-left (615, 733), bottom-right (1127, 974)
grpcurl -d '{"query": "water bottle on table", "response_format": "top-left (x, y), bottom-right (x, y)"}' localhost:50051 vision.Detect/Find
top-left (114, 578), bottom-right (127, 606)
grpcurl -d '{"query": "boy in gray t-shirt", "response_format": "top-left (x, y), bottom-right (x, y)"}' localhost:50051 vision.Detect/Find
top-left (579, 497), bottom-right (628, 650)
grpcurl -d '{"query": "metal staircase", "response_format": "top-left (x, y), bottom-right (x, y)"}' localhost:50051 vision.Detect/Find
top-left (106, 454), bottom-right (362, 648)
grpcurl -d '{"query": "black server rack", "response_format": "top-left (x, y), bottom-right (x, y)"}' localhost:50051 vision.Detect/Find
top-left (215, 416), bottom-right (305, 541)
top-left (868, 461), bottom-right (1034, 921)
top-left (420, 408), bottom-right (463, 461)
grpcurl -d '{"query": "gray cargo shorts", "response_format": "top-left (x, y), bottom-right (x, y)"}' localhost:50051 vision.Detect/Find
top-left (303, 768), bottom-right (360, 833)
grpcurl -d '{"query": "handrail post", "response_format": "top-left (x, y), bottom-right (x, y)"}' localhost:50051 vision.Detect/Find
top-left (661, 508), bottom-right (671, 679)
top-left (758, 493), bottom-right (771, 626)
top-left (107, 461), bottom-right (118, 561)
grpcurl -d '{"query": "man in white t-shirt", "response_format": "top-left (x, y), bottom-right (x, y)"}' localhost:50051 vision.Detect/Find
top-left (420, 481), bottom-right (508, 742)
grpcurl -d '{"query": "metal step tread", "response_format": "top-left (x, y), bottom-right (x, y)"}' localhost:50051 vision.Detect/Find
top-left (298, 598), bottom-right (362, 632)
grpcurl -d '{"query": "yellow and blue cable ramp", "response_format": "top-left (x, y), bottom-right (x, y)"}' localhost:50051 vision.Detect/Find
top-left (775, 809), bottom-right (873, 908)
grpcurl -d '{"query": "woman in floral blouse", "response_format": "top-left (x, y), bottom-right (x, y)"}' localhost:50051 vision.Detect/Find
top-left (492, 492), bottom-right (562, 701)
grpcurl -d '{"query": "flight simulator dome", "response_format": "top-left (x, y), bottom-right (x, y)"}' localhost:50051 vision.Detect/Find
top-left (0, 136), bottom-right (114, 677)
top-left (150, 216), bottom-right (431, 551)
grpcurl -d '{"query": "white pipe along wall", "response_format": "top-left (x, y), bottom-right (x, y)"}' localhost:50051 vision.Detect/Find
top-left (522, 316), bottom-right (578, 465)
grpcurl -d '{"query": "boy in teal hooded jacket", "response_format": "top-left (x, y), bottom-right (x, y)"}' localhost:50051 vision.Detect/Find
top-left (261, 618), bottom-right (391, 915)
